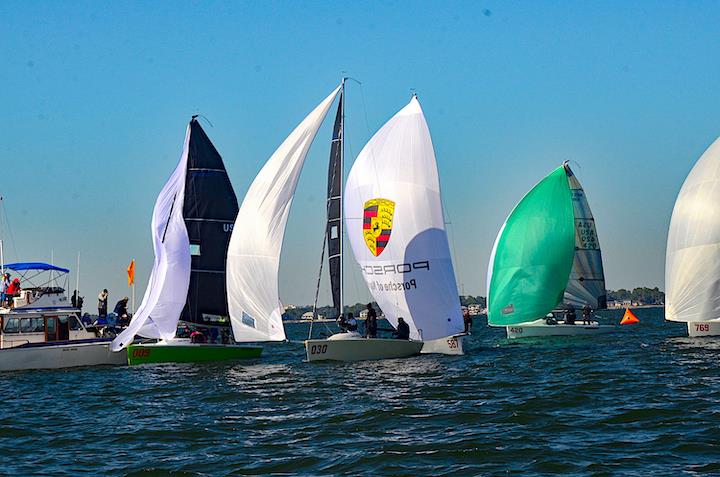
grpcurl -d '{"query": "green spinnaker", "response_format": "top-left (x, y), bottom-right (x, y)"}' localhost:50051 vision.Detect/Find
top-left (488, 166), bottom-right (575, 326)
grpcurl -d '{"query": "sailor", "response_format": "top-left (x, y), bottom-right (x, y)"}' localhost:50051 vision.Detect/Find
top-left (582, 304), bottom-right (593, 325)
top-left (336, 313), bottom-right (348, 332)
top-left (564, 303), bottom-right (576, 325)
top-left (463, 308), bottom-right (472, 333)
top-left (98, 289), bottom-right (109, 318)
top-left (545, 312), bottom-right (558, 325)
top-left (393, 317), bottom-right (410, 340)
top-left (346, 312), bottom-right (358, 332)
top-left (365, 303), bottom-right (378, 338)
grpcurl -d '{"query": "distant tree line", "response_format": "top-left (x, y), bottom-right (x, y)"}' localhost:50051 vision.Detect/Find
top-left (607, 287), bottom-right (665, 305)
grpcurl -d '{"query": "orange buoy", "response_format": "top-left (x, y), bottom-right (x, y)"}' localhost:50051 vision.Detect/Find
top-left (620, 308), bottom-right (640, 325)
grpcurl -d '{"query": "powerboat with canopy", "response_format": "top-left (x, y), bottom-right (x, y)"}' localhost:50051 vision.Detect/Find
top-left (112, 117), bottom-right (261, 364)
top-left (487, 162), bottom-right (613, 338)
top-left (0, 262), bottom-right (126, 371)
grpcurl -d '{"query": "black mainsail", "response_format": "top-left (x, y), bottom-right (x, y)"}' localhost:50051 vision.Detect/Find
top-left (326, 91), bottom-right (344, 318)
top-left (181, 117), bottom-right (239, 325)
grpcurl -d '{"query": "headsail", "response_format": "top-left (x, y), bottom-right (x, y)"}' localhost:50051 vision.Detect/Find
top-left (666, 137), bottom-right (720, 322)
top-left (487, 166), bottom-right (575, 326)
top-left (344, 96), bottom-right (464, 341)
top-left (226, 86), bottom-right (341, 342)
top-left (182, 118), bottom-right (239, 326)
top-left (563, 163), bottom-right (607, 309)
top-left (326, 91), bottom-right (344, 318)
top-left (112, 124), bottom-right (192, 351)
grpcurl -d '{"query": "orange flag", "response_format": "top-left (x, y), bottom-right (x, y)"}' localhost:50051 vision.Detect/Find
top-left (127, 259), bottom-right (135, 286)
top-left (620, 308), bottom-right (639, 325)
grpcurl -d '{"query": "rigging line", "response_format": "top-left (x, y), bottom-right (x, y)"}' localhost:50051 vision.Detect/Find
top-left (0, 198), bottom-right (18, 261)
top-left (161, 193), bottom-right (177, 243)
top-left (193, 114), bottom-right (214, 128)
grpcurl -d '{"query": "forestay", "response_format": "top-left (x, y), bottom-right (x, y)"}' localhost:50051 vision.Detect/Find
top-left (487, 166), bottom-right (575, 326)
top-left (666, 137), bottom-right (720, 323)
top-left (112, 125), bottom-right (192, 351)
top-left (564, 163), bottom-right (607, 309)
top-left (226, 86), bottom-right (341, 342)
top-left (344, 96), bottom-right (463, 341)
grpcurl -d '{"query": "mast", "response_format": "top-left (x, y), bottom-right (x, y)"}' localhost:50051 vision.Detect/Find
top-left (339, 78), bottom-right (345, 317)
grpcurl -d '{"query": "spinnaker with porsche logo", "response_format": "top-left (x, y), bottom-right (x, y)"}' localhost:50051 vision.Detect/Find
top-left (342, 94), bottom-right (465, 354)
top-left (486, 162), bottom-right (613, 339)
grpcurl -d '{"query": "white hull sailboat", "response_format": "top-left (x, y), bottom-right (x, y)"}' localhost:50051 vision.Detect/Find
top-left (0, 340), bottom-right (126, 372)
top-left (487, 162), bottom-right (613, 338)
top-left (305, 91), bottom-right (466, 361)
top-left (666, 137), bottom-right (720, 336)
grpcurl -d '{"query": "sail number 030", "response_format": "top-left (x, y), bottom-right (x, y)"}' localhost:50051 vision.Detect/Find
top-left (310, 344), bottom-right (328, 355)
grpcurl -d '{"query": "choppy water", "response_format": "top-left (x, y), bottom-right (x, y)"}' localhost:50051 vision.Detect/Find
top-left (2, 307), bottom-right (720, 476)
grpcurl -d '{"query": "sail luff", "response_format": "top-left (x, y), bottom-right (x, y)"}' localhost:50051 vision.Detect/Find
top-left (226, 86), bottom-right (342, 342)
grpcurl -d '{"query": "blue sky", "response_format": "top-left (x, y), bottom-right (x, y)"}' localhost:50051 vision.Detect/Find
top-left (1, 1), bottom-right (719, 307)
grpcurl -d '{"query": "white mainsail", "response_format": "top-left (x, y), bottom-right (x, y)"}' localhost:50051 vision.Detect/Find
top-left (227, 86), bottom-right (341, 342)
top-left (666, 137), bottom-right (720, 323)
top-left (111, 126), bottom-right (192, 351)
top-left (344, 96), bottom-right (464, 341)
top-left (564, 165), bottom-right (607, 309)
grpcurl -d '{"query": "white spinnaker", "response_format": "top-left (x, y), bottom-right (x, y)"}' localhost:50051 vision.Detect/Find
top-left (563, 165), bottom-right (607, 309)
top-left (666, 137), bottom-right (720, 323)
top-left (344, 96), bottom-right (463, 341)
top-left (227, 86), bottom-right (341, 342)
top-left (111, 126), bottom-right (192, 351)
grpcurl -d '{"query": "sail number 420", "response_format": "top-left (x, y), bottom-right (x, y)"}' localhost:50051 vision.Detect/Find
top-left (310, 344), bottom-right (328, 355)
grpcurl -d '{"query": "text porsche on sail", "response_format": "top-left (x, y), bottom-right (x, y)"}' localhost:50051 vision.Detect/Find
top-left (360, 260), bottom-right (430, 292)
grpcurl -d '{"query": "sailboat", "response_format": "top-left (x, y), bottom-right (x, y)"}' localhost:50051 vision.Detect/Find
top-left (112, 117), bottom-right (262, 363)
top-left (487, 162), bottom-right (613, 338)
top-left (225, 85), bottom-right (342, 346)
top-left (666, 137), bottom-right (720, 336)
top-left (305, 94), bottom-right (466, 361)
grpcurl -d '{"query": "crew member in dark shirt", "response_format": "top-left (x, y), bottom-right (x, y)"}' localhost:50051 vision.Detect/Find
top-left (394, 317), bottom-right (410, 340)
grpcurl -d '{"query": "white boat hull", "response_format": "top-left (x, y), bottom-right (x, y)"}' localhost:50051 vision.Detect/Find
top-left (305, 334), bottom-right (423, 362)
top-left (505, 319), bottom-right (616, 339)
top-left (420, 334), bottom-right (465, 355)
top-left (0, 341), bottom-right (127, 371)
top-left (687, 321), bottom-right (720, 337)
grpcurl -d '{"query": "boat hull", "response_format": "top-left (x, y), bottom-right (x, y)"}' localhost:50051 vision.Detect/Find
top-left (505, 321), bottom-right (616, 339)
top-left (687, 321), bottom-right (720, 337)
top-left (420, 334), bottom-right (465, 355)
top-left (305, 336), bottom-right (423, 362)
top-left (0, 340), bottom-right (127, 372)
top-left (127, 342), bottom-right (263, 365)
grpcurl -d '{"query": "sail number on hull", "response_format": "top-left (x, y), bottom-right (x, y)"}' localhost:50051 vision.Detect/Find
top-left (309, 344), bottom-right (328, 355)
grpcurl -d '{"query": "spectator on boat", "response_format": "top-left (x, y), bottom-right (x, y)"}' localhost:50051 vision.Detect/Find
top-left (71, 290), bottom-right (79, 308)
top-left (564, 303), bottom-right (576, 325)
top-left (0, 273), bottom-right (9, 306)
top-left (582, 304), bottom-right (593, 325)
top-left (365, 303), bottom-right (378, 338)
top-left (393, 317), bottom-right (410, 340)
top-left (6, 278), bottom-right (20, 307)
top-left (98, 289), bottom-right (109, 318)
top-left (114, 297), bottom-right (130, 326)
top-left (463, 308), bottom-right (472, 333)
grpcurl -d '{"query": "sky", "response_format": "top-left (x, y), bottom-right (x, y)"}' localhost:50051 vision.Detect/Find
top-left (1, 1), bottom-right (719, 308)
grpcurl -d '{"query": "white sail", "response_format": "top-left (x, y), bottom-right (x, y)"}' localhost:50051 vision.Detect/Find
top-left (666, 137), bottom-right (720, 322)
top-left (563, 164), bottom-right (607, 309)
top-left (227, 86), bottom-right (341, 342)
top-left (344, 96), bottom-right (464, 341)
top-left (111, 126), bottom-right (192, 351)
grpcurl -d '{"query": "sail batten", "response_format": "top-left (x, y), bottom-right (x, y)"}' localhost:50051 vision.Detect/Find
top-left (227, 86), bottom-right (342, 342)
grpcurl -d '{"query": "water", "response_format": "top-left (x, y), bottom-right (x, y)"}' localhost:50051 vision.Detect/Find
top-left (2, 307), bottom-right (720, 476)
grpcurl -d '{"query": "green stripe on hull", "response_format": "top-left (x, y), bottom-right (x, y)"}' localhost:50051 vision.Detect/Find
top-left (127, 344), bottom-right (262, 365)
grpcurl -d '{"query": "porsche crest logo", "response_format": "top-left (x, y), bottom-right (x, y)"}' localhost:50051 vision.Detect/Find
top-left (363, 198), bottom-right (395, 256)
